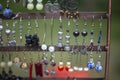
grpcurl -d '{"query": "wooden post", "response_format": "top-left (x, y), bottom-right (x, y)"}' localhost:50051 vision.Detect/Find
top-left (105, 0), bottom-right (111, 80)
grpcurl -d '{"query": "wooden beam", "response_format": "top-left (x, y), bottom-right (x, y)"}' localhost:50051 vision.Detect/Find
top-left (0, 12), bottom-right (107, 19)
top-left (0, 45), bottom-right (107, 52)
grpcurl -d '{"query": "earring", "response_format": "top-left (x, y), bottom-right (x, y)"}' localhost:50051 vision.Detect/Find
top-left (0, 4), bottom-right (2, 11)
top-left (36, 0), bottom-right (43, 10)
top-left (27, 0), bottom-right (34, 10)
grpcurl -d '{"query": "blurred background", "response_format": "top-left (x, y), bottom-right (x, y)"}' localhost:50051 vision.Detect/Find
top-left (0, 0), bottom-right (120, 80)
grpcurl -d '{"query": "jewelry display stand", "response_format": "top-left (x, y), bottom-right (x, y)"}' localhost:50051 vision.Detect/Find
top-left (0, 0), bottom-right (111, 80)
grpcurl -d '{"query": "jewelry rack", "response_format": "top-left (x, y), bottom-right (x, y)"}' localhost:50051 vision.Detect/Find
top-left (0, 0), bottom-right (111, 80)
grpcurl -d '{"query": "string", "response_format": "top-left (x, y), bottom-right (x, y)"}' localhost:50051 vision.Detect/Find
top-left (42, 16), bottom-right (47, 44)
top-left (50, 17), bottom-right (54, 45)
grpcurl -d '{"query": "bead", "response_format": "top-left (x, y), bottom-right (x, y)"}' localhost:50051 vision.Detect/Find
top-left (5, 29), bottom-right (11, 35)
top-left (36, 3), bottom-right (43, 10)
top-left (58, 36), bottom-right (62, 40)
top-left (0, 25), bottom-right (3, 31)
top-left (7, 61), bottom-right (13, 67)
top-left (66, 40), bottom-right (70, 43)
top-left (41, 44), bottom-right (47, 50)
top-left (59, 62), bottom-right (64, 65)
top-left (27, 3), bottom-right (34, 10)
top-left (73, 29), bottom-right (79, 37)
top-left (73, 66), bottom-right (78, 71)
top-left (50, 70), bottom-right (56, 77)
top-left (65, 62), bottom-right (71, 71)
top-left (66, 35), bottom-right (70, 39)
top-left (11, 30), bottom-right (16, 34)
top-left (14, 57), bottom-right (21, 63)
top-left (43, 60), bottom-right (49, 65)
top-left (95, 65), bottom-right (102, 72)
top-left (50, 60), bottom-right (56, 67)
top-left (87, 61), bottom-right (95, 69)
top-left (58, 66), bottom-right (64, 71)
top-left (81, 29), bottom-right (88, 37)
top-left (57, 43), bottom-right (63, 48)
top-left (58, 31), bottom-right (63, 35)
top-left (0, 61), bottom-right (6, 67)
top-left (48, 46), bottom-right (55, 52)
top-left (58, 62), bottom-right (64, 71)
top-left (3, 8), bottom-right (13, 18)
top-left (90, 31), bottom-right (94, 35)
top-left (90, 39), bottom-right (94, 43)
top-left (78, 67), bottom-right (83, 71)
top-left (44, 70), bottom-right (49, 75)
top-left (68, 68), bottom-right (74, 72)
top-left (84, 67), bottom-right (89, 71)
top-left (20, 36), bottom-right (22, 40)
top-left (20, 62), bottom-right (28, 69)
top-left (64, 46), bottom-right (70, 51)
top-left (95, 61), bottom-right (102, 72)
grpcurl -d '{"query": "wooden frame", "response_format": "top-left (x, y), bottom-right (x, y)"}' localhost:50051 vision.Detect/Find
top-left (0, 0), bottom-right (111, 80)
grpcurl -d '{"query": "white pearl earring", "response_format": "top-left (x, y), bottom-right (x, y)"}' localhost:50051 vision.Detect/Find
top-left (36, 0), bottom-right (43, 10)
top-left (27, 0), bottom-right (34, 10)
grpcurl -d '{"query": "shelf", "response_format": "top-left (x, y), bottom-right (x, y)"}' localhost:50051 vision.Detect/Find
top-left (0, 12), bottom-right (107, 19)
top-left (0, 45), bottom-right (107, 52)
top-left (23, 77), bottom-right (104, 80)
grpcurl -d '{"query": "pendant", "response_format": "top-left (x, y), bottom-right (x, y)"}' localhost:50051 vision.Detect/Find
top-left (50, 69), bottom-right (56, 77)
top-left (87, 58), bottom-right (95, 69)
top-left (65, 62), bottom-right (71, 71)
top-left (58, 62), bottom-right (64, 71)
top-left (35, 62), bottom-right (43, 77)
top-left (95, 62), bottom-right (102, 72)
top-left (20, 55), bottom-right (29, 72)
top-left (95, 61), bottom-right (102, 72)
top-left (58, 49), bottom-right (64, 71)
top-left (13, 54), bottom-right (22, 67)
top-left (36, 0), bottom-right (43, 10)
top-left (27, 0), bottom-right (34, 10)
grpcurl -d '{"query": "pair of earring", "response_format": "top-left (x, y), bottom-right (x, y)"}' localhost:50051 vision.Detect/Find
top-left (27, 0), bottom-right (43, 10)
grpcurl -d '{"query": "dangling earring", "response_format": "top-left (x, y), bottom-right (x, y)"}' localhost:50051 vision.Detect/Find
top-left (27, 0), bottom-right (34, 10)
top-left (0, 4), bottom-right (3, 11)
top-left (36, 0), bottom-right (43, 10)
